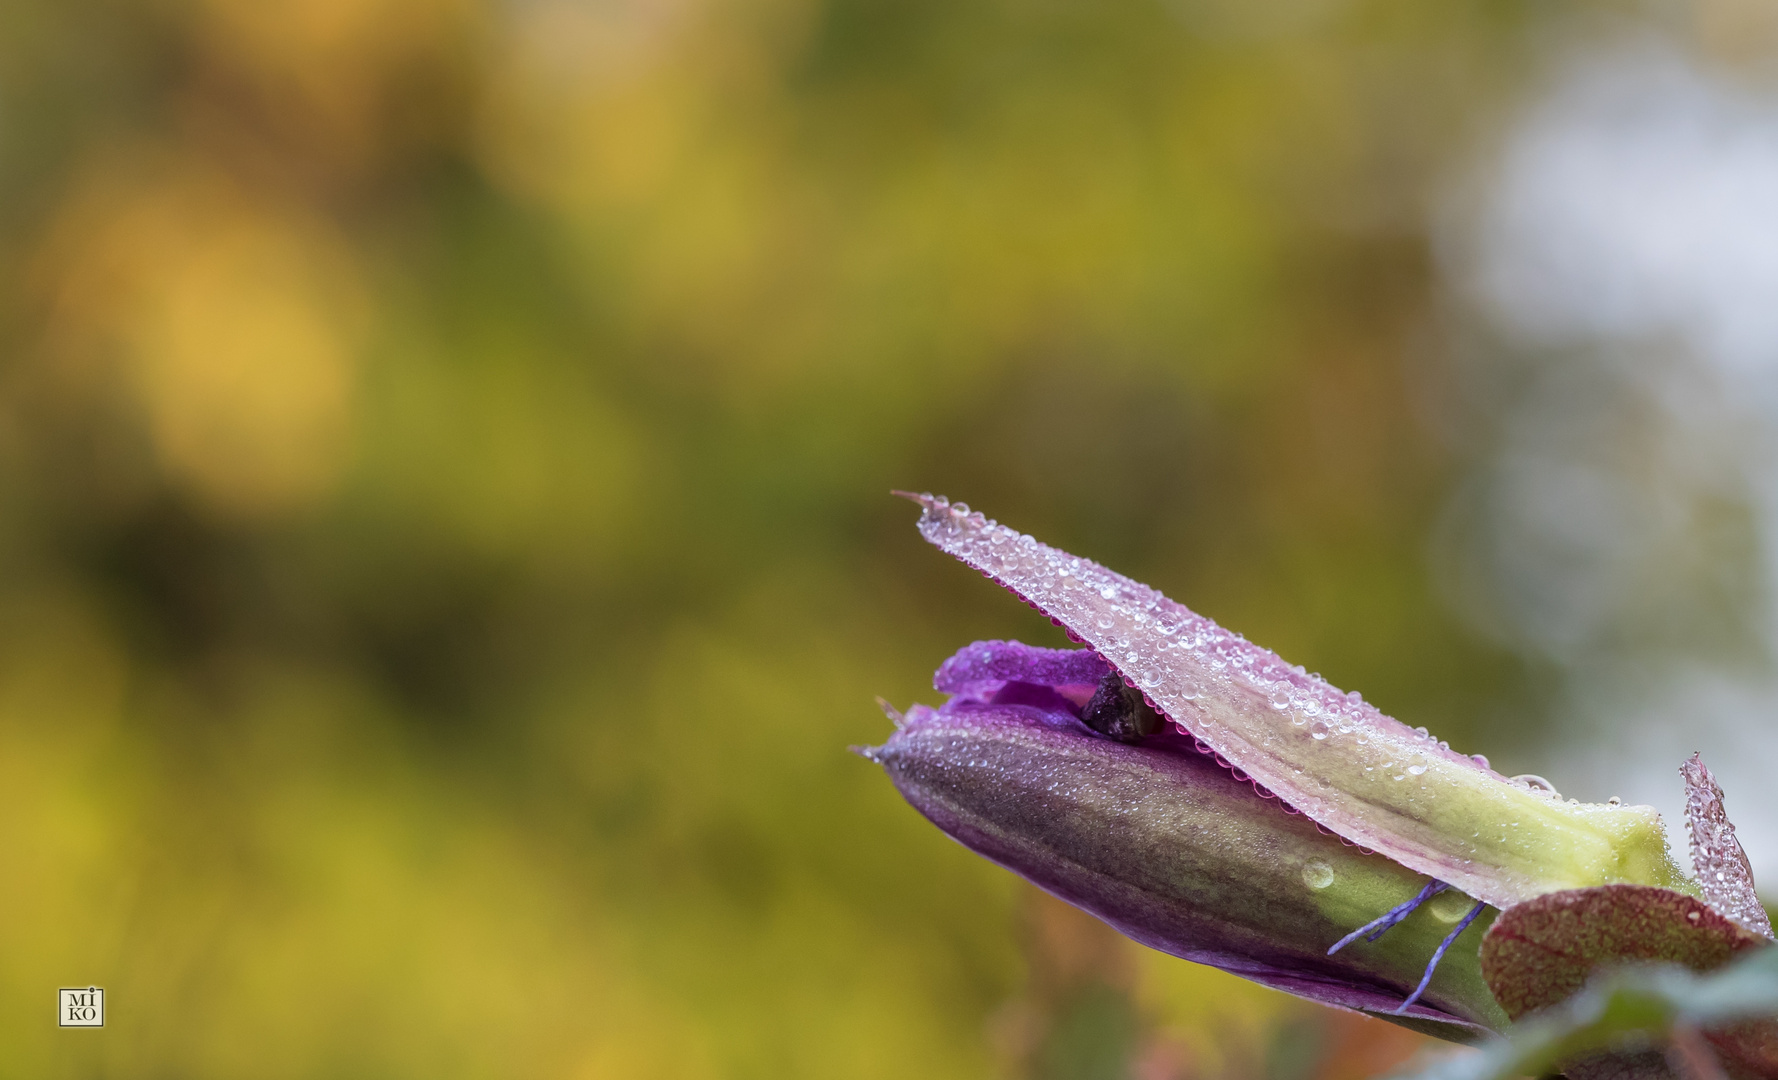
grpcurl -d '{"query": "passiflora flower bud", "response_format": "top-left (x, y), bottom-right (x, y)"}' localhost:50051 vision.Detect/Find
top-left (868, 495), bottom-right (1774, 1048)
top-left (868, 692), bottom-right (1508, 1039)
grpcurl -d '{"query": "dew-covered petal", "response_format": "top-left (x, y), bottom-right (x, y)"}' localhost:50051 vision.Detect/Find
top-left (933, 639), bottom-right (1109, 696)
top-left (1682, 753), bottom-right (1774, 940)
top-left (906, 494), bottom-right (1685, 909)
top-left (870, 702), bottom-right (1508, 1039)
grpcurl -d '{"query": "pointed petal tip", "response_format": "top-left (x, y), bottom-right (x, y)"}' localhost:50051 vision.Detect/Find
top-left (875, 696), bottom-right (906, 728)
top-left (1680, 752), bottom-right (1773, 939)
top-left (849, 743), bottom-right (885, 763)
top-left (894, 490), bottom-right (988, 528)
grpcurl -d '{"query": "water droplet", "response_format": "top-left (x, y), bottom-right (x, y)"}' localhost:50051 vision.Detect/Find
top-left (1100, 586), bottom-right (1117, 600)
top-left (1407, 764), bottom-right (1427, 776)
top-left (1301, 859), bottom-right (1335, 890)
top-left (1310, 720), bottom-right (1330, 741)
top-left (1268, 687), bottom-right (1291, 710)
top-left (1512, 774), bottom-right (1560, 797)
top-left (1428, 889), bottom-right (1474, 923)
top-left (1471, 754), bottom-right (1490, 769)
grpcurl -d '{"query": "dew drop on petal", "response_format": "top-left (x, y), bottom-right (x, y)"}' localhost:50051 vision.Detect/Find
top-left (1301, 859), bottom-right (1335, 890)
top-left (1407, 764), bottom-right (1427, 776)
top-left (1428, 889), bottom-right (1474, 923)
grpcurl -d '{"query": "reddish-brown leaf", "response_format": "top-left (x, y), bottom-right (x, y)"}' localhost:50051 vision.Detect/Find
top-left (1483, 885), bottom-right (1778, 1079)
top-left (1481, 885), bottom-right (1767, 1021)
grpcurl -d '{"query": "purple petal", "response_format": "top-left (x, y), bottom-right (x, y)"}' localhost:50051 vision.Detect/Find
top-left (933, 639), bottom-right (1110, 696)
top-left (1682, 754), bottom-right (1774, 939)
top-left (904, 494), bottom-right (1684, 909)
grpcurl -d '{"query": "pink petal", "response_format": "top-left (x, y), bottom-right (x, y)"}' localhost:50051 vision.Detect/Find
top-left (1683, 753), bottom-right (1774, 939)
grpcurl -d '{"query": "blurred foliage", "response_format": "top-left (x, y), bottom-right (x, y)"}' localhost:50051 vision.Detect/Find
top-left (1399, 947), bottom-right (1778, 1080)
top-left (0, 0), bottom-right (1643, 1075)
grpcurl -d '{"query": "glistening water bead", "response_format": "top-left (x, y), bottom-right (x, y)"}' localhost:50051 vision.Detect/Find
top-left (1428, 889), bottom-right (1478, 923)
top-left (1301, 859), bottom-right (1336, 890)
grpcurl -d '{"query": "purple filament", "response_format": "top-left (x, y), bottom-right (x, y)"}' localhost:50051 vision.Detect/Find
top-left (1392, 900), bottom-right (1487, 1015)
top-left (1326, 880), bottom-right (1448, 956)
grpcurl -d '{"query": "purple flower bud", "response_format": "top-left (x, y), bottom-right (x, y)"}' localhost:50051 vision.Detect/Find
top-left (869, 495), bottom-right (1774, 1044)
top-left (867, 693), bottom-right (1508, 1039)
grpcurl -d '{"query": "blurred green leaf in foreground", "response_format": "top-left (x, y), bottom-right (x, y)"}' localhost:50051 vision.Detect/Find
top-left (1401, 947), bottom-right (1778, 1080)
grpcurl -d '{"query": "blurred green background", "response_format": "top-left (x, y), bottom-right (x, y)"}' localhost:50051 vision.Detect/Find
top-left (0, 0), bottom-right (1761, 1076)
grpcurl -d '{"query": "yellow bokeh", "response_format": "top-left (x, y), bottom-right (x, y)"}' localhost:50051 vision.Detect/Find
top-left (36, 165), bottom-right (362, 518)
top-left (0, 0), bottom-right (1612, 1074)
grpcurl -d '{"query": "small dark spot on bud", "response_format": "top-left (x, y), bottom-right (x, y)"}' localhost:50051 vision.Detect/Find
top-left (1080, 672), bottom-right (1163, 743)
